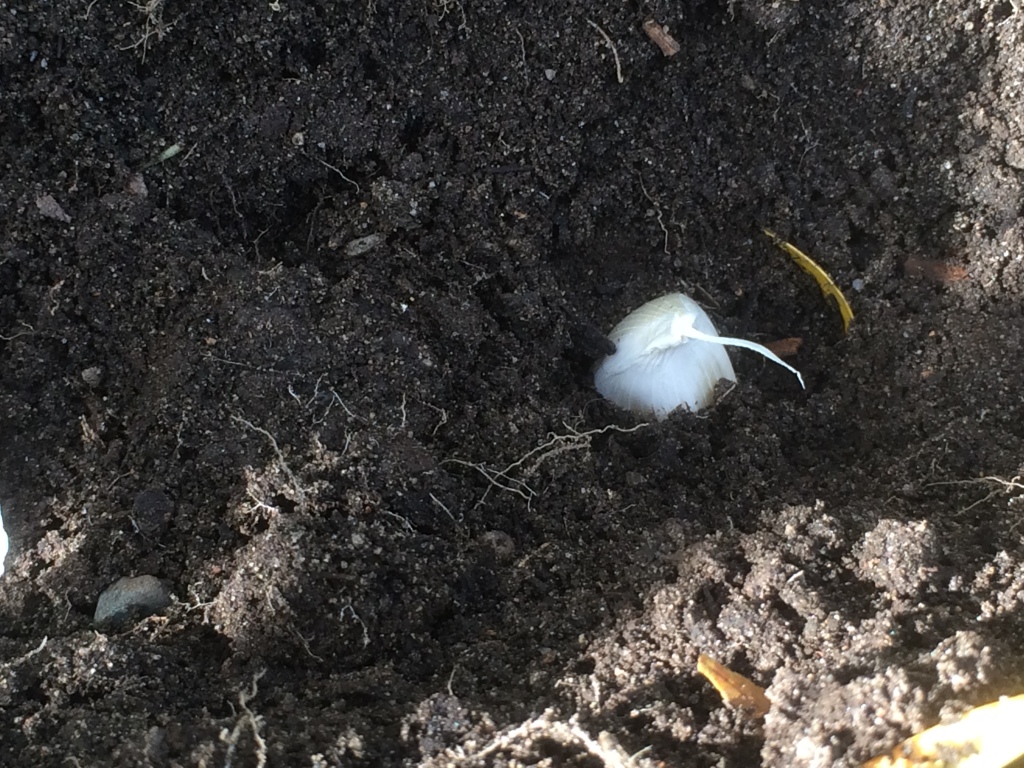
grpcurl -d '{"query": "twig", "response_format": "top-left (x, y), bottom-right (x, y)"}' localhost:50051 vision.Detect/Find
top-left (306, 152), bottom-right (360, 192)
top-left (202, 353), bottom-right (291, 375)
top-left (514, 27), bottom-right (528, 75)
top-left (289, 627), bottom-right (325, 662)
top-left (380, 509), bottom-right (416, 533)
top-left (642, 19), bottom-right (680, 57)
top-left (638, 175), bottom-right (670, 254)
top-left (430, 492), bottom-right (460, 524)
top-left (340, 604), bottom-right (371, 648)
top-left (586, 19), bottom-right (624, 84)
top-left (0, 321), bottom-right (36, 341)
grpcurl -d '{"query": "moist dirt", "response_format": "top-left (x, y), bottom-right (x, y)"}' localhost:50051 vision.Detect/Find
top-left (2, 1), bottom-right (1024, 766)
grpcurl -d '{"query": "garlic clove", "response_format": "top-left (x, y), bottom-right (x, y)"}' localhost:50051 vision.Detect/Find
top-left (594, 292), bottom-right (803, 420)
top-left (595, 294), bottom-right (736, 419)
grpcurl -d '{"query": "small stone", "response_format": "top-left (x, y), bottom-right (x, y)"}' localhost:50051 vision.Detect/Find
top-left (95, 575), bottom-right (172, 627)
top-left (869, 166), bottom-right (898, 200)
top-left (127, 174), bottom-right (148, 198)
top-left (476, 530), bottom-right (515, 564)
top-left (35, 193), bottom-right (72, 223)
top-left (544, 69), bottom-right (556, 81)
top-left (132, 489), bottom-right (174, 539)
top-left (625, 470), bottom-right (645, 487)
top-left (82, 366), bottom-right (103, 387)
top-left (1005, 139), bottom-right (1024, 170)
top-left (344, 233), bottom-right (385, 257)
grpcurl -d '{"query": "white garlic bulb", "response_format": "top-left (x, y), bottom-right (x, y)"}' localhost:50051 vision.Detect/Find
top-left (594, 293), bottom-right (804, 420)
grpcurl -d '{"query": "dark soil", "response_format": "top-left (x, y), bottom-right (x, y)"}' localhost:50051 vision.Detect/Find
top-left (3, 1), bottom-right (1024, 765)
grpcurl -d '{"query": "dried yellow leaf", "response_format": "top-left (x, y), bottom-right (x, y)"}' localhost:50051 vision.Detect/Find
top-left (764, 228), bottom-right (855, 334)
top-left (863, 694), bottom-right (1024, 768)
top-left (696, 653), bottom-right (771, 718)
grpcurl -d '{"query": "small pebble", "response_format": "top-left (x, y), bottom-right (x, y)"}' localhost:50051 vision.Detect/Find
top-left (476, 530), bottom-right (515, 564)
top-left (36, 193), bottom-right (72, 223)
top-left (94, 575), bottom-right (171, 627)
top-left (82, 366), bottom-right (103, 387)
top-left (344, 233), bottom-right (386, 257)
top-left (625, 470), bottom-right (645, 487)
top-left (132, 489), bottom-right (174, 539)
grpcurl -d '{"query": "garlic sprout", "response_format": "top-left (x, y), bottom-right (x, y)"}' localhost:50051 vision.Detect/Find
top-left (593, 293), bottom-right (804, 420)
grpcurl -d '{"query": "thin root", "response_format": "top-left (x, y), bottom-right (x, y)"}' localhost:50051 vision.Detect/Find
top-left (447, 421), bottom-right (649, 509)
top-left (586, 19), bottom-right (624, 84)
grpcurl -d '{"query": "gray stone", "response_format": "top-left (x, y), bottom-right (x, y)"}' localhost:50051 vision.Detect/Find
top-left (344, 233), bottom-right (385, 257)
top-left (132, 489), bottom-right (174, 540)
top-left (81, 366), bottom-right (103, 387)
top-left (94, 575), bottom-right (171, 627)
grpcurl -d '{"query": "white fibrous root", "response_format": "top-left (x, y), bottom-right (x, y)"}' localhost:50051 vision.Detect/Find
top-left (593, 293), bottom-right (804, 420)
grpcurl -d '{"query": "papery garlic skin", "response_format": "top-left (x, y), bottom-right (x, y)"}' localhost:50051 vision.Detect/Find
top-left (594, 294), bottom-right (736, 419)
top-left (594, 293), bottom-right (804, 420)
